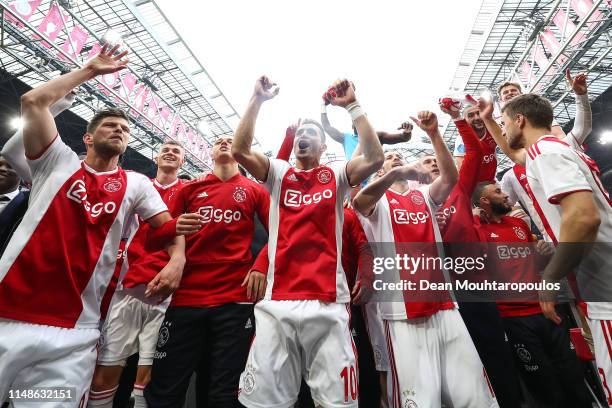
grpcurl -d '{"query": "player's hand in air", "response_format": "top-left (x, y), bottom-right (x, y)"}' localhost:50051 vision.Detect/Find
top-left (327, 79), bottom-right (357, 108)
top-left (477, 96), bottom-right (495, 120)
top-left (84, 43), bottom-right (129, 76)
top-left (410, 111), bottom-right (439, 135)
top-left (566, 69), bottom-right (588, 96)
top-left (252, 76), bottom-right (279, 102)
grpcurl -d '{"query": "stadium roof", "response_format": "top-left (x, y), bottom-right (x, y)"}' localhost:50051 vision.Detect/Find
top-left (437, 0), bottom-right (612, 171)
top-left (0, 0), bottom-right (254, 176)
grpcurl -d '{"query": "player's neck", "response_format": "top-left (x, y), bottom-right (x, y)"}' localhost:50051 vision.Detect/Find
top-left (295, 157), bottom-right (320, 171)
top-left (489, 212), bottom-right (503, 223)
top-left (155, 169), bottom-right (178, 186)
top-left (213, 162), bottom-right (239, 181)
top-left (475, 127), bottom-right (486, 139)
top-left (390, 180), bottom-right (410, 194)
top-left (83, 152), bottom-right (119, 173)
top-left (523, 128), bottom-right (551, 149)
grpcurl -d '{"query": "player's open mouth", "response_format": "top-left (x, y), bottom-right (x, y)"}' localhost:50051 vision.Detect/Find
top-left (163, 156), bottom-right (176, 162)
top-left (298, 140), bottom-right (310, 150)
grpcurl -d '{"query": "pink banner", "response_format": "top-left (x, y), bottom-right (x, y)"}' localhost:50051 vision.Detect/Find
top-left (60, 24), bottom-right (89, 60)
top-left (540, 29), bottom-right (567, 66)
top-left (7, 0), bottom-right (42, 25)
top-left (571, 0), bottom-right (603, 30)
top-left (4, 1), bottom-right (211, 166)
top-left (533, 45), bottom-right (549, 70)
top-left (119, 72), bottom-right (138, 100)
top-left (552, 9), bottom-right (586, 45)
top-left (37, 3), bottom-right (67, 47)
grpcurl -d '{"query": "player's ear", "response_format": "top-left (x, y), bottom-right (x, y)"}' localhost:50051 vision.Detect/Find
top-left (320, 143), bottom-right (327, 154)
top-left (83, 132), bottom-right (93, 147)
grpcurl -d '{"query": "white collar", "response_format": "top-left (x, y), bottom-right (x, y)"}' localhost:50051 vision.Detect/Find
top-left (0, 189), bottom-right (20, 200)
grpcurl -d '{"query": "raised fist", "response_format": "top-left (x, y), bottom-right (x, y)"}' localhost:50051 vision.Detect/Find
top-left (253, 76), bottom-right (279, 102)
top-left (410, 111), bottom-right (439, 135)
top-left (439, 100), bottom-right (461, 120)
top-left (398, 121), bottom-right (413, 136)
top-left (566, 69), bottom-right (588, 96)
top-left (326, 79), bottom-right (356, 108)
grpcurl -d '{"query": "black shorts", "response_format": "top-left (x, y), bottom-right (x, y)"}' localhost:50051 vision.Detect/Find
top-left (144, 303), bottom-right (254, 408)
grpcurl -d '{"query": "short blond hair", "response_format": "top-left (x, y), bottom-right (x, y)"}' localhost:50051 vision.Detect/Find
top-left (497, 81), bottom-right (522, 98)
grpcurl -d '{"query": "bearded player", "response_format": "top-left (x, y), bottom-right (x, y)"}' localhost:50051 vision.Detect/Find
top-left (354, 111), bottom-right (497, 407)
top-left (501, 93), bottom-right (612, 405)
top-left (0, 45), bottom-right (198, 404)
top-left (232, 76), bottom-right (383, 408)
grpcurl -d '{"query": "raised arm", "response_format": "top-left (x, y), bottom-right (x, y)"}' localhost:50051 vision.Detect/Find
top-left (2, 92), bottom-right (76, 183)
top-left (440, 104), bottom-right (483, 195)
top-left (20, 45), bottom-right (128, 159)
top-left (232, 76), bottom-right (277, 181)
top-left (478, 97), bottom-right (526, 166)
top-left (320, 104), bottom-right (346, 144)
top-left (328, 80), bottom-right (383, 186)
top-left (353, 164), bottom-right (420, 216)
top-left (377, 121), bottom-right (413, 145)
top-left (411, 111), bottom-right (457, 204)
top-left (565, 70), bottom-right (591, 145)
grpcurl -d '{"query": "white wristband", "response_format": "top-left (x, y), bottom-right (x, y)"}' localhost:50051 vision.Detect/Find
top-left (321, 103), bottom-right (327, 114)
top-left (346, 101), bottom-right (365, 121)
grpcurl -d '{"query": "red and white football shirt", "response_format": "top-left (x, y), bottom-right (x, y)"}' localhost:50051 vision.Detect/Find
top-left (441, 119), bottom-right (483, 243)
top-left (120, 178), bottom-right (184, 293)
top-left (263, 159), bottom-right (351, 303)
top-left (476, 216), bottom-right (540, 318)
top-left (454, 129), bottom-right (498, 182)
top-left (358, 186), bottom-right (454, 320)
top-left (0, 136), bottom-right (167, 329)
top-left (526, 135), bottom-right (612, 319)
top-left (169, 173), bottom-right (269, 307)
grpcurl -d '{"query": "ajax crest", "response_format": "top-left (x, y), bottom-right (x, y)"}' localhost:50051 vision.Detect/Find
top-left (410, 193), bottom-right (424, 206)
top-left (317, 169), bottom-right (332, 184)
top-left (103, 178), bottom-right (122, 193)
top-left (513, 226), bottom-right (527, 240)
top-left (233, 187), bottom-right (247, 203)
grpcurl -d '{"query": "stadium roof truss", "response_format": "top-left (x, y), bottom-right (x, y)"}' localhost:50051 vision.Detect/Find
top-left (398, 0), bottom-right (612, 169)
top-left (0, 0), bottom-right (255, 176)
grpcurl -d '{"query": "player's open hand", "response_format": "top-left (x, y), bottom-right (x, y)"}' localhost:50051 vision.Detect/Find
top-left (410, 111), bottom-right (439, 135)
top-left (327, 79), bottom-right (357, 108)
top-left (352, 279), bottom-right (373, 305)
top-left (176, 213), bottom-right (204, 235)
top-left (566, 69), bottom-right (588, 96)
top-left (253, 76), bottom-right (279, 102)
top-left (242, 269), bottom-right (267, 301)
top-left (539, 296), bottom-right (561, 325)
top-left (84, 43), bottom-right (129, 76)
top-left (145, 260), bottom-right (184, 303)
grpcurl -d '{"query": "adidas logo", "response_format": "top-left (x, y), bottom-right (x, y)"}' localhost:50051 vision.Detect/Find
top-left (490, 233), bottom-right (499, 238)
top-left (390, 198), bottom-right (399, 204)
top-left (245, 318), bottom-right (253, 329)
top-left (197, 191), bottom-right (208, 198)
top-left (351, 328), bottom-right (357, 337)
top-left (520, 174), bottom-right (526, 180)
top-left (288, 174), bottom-right (298, 181)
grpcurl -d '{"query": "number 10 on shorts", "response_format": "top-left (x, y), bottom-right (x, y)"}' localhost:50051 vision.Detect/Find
top-left (341, 365), bottom-right (358, 402)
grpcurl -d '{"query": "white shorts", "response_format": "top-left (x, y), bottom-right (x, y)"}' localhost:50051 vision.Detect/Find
top-left (363, 301), bottom-right (390, 372)
top-left (0, 319), bottom-right (98, 407)
top-left (385, 309), bottom-right (498, 408)
top-left (238, 300), bottom-right (358, 408)
top-left (587, 318), bottom-right (612, 406)
top-left (97, 291), bottom-right (166, 366)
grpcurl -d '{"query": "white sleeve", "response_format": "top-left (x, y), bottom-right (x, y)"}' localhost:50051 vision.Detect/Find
top-left (263, 158), bottom-right (290, 193)
top-left (27, 135), bottom-right (79, 181)
top-left (530, 151), bottom-right (592, 205)
top-left (133, 175), bottom-right (168, 221)
top-left (500, 170), bottom-right (519, 206)
top-left (331, 160), bottom-right (351, 199)
top-left (453, 134), bottom-right (465, 157)
top-left (1, 129), bottom-right (32, 184)
top-left (564, 93), bottom-right (592, 150)
top-left (1, 94), bottom-right (76, 184)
